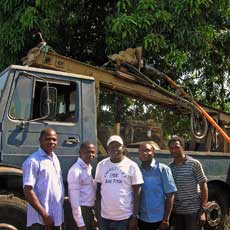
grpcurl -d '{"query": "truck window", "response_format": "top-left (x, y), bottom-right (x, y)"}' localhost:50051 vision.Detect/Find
top-left (9, 76), bottom-right (33, 120)
top-left (0, 72), bottom-right (8, 101)
top-left (9, 75), bottom-right (77, 122)
top-left (33, 80), bottom-right (77, 122)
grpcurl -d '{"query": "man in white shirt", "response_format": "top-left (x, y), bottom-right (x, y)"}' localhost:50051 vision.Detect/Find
top-left (22, 128), bottom-right (64, 230)
top-left (95, 135), bottom-right (143, 230)
top-left (67, 141), bottom-right (97, 230)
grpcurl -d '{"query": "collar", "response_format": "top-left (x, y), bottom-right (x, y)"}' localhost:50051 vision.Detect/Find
top-left (150, 158), bottom-right (156, 167)
top-left (141, 158), bottom-right (156, 170)
top-left (38, 147), bottom-right (55, 160)
top-left (78, 157), bottom-right (92, 170)
top-left (173, 154), bottom-right (188, 165)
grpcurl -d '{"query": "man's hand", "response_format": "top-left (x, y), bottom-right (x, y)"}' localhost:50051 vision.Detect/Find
top-left (42, 213), bottom-right (54, 230)
top-left (160, 220), bottom-right (169, 230)
top-left (24, 186), bottom-right (55, 230)
top-left (128, 217), bottom-right (138, 230)
top-left (92, 215), bottom-right (98, 229)
top-left (199, 211), bottom-right (206, 226)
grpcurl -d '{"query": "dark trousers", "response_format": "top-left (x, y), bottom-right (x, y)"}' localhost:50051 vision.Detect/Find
top-left (100, 217), bottom-right (129, 230)
top-left (81, 206), bottom-right (95, 230)
top-left (27, 223), bottom-right (62, 230)
top-left (172, 213), bottom-right (201, 230)
top-left (138, 219), bottom-right (161, 230)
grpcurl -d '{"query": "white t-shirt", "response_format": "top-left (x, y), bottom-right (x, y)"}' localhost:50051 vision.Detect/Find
top-left (95, 156), bottom-right (143, 220)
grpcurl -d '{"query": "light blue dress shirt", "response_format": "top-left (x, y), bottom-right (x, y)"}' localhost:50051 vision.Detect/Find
top-left (139, 159), bottom-right (177, 223)
top-left (22, 148), bottom-right (64, 227)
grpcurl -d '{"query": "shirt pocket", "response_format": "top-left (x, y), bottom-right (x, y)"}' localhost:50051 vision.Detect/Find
top-left (80, 173), bottom-right (93, 185)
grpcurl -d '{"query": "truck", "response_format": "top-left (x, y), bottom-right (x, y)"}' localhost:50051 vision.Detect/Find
top-left (0, 45), bottom-right (230, 229)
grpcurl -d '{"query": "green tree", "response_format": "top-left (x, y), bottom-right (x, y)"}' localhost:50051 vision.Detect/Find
top-left (106, 0), bottom-right (230, 111)
top-left (0, 0), bottom-right (116, 70)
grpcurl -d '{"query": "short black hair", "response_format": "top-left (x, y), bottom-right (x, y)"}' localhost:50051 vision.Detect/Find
top-left (39, 128), bottom-right (56, 139)
top-left (168, 136), bottom-right (184, 148)
top-left (80, 141), bottom-right (95, 151)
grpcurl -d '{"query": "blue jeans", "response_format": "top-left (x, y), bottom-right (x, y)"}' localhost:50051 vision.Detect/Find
top-left (100, 217), bottom-right (129, 230)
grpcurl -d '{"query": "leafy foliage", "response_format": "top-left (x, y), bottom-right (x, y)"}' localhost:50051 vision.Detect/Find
top-left (106, 0), bottom-right (230, 111)
top-left (0, 0), bottom-right (116, 69)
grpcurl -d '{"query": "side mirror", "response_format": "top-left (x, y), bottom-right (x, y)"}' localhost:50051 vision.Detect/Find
top-left (40, 86), bottom-right (57, 118)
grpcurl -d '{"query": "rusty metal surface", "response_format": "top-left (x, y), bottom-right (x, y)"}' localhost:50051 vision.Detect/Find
top-left (0, 223), bottom-right (17, 230)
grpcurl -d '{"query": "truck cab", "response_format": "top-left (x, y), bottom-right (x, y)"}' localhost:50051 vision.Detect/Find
top-left (0, 65), bottom-right (97, 229)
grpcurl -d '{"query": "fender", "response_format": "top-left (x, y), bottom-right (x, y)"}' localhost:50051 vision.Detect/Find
top-left (0, 223), bottom-right (19, 230)
top-left (0, 163), bottom-right (23, 176)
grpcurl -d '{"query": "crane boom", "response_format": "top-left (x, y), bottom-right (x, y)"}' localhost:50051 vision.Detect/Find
top-left (22, 48), bottom-right (192, 112)
top-left (22, 46), bottom-right (230, 126)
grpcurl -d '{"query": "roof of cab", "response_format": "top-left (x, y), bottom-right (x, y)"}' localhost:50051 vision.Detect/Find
top-left (5, 65), bottom-right (95, 81)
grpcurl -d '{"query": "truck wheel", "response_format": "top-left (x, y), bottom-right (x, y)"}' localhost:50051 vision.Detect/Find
top-left (206, 186), bottom-right (228, 229)
top-left (0, 194), bottom-right (27, 230)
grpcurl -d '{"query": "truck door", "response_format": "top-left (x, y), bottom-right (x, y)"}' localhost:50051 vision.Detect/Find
top-left (0, 71), bottom-right (10, 161)
top-left (1, 69), bottom-right (83, 179)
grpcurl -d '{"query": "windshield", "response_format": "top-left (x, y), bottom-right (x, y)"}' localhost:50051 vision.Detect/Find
top-left (0, 72), bottom-right (8, 102)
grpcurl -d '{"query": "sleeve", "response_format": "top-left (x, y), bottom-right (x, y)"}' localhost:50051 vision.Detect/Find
top-left (94, 163), bottom-right (102, 183)
top-left (67, 167), bottom-right (85, 227)
top-left (22, 158), bottom-right (39, 188)
top-left (131, 162), bottom-right (144, 185)
top-left (193, 160), bottom-right (208, 184)
top-left (161, 165), bottom-right (177, 194)
top-left (54, 155), bottom-right (65, 202)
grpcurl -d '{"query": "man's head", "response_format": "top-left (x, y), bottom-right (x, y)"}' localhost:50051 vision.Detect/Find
top-left (138, 143), bottom-right (155, 163)
top-left (107, 135), bottom-right (125, 163)
top-left (79, 141), bottom-right (96, 165)
top-left (168, 136), bottom-right (184, 159)
top-left (39, 128), bottom-right (57, 156)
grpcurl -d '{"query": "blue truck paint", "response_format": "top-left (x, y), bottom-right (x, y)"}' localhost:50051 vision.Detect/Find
top-left (0, 65), bottom-right (229, 229)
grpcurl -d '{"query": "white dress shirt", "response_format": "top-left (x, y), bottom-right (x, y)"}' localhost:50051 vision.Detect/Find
top-left (67, 158), bottom-right (96, 227)
top-left (22, 148), bottom-right (64, 227)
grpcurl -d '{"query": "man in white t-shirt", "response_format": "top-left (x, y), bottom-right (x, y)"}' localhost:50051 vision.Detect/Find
top-left (95, 135), bottom-right (143, 230)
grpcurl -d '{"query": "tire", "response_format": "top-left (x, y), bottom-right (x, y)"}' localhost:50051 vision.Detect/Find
top-left (206, 186), bottom-right (228, 230)
top-left (0, 194), bottom-right (27, 230)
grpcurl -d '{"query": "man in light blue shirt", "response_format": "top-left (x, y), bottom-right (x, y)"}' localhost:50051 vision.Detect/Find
top-left (138, 143), bottom-right (177, 230)
top-left (22, 128), bottom-right (64, 230)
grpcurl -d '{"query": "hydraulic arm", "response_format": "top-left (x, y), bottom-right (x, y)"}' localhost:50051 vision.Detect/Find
top-left (22, 46), bottom-right (230, 147)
